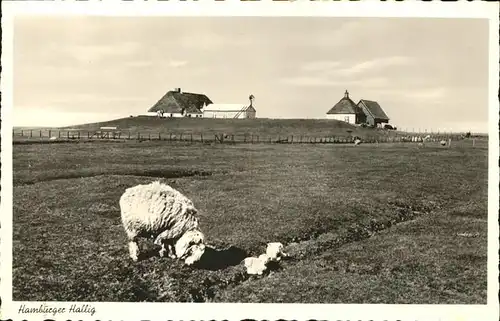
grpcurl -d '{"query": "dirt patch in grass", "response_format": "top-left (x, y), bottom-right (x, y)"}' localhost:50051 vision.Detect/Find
top-left (16, 169), bottom-right (213, 186)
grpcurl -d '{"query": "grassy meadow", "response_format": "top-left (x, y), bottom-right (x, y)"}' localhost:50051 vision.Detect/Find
top-left (12, 139), bottom-right (488, 303)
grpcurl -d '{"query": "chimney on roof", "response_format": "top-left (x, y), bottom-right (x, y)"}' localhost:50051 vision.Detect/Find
top-left (174, 88), bottom-right (181, 93)
top-left (249, 94), bottom-right (255, 106)
top-left (344, 90), bottom-right (349, 99)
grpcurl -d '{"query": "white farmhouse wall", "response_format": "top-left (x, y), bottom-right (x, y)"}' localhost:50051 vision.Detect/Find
top-left (142, 112), bottom-right (185, 118)
top-left (203, 110), bottom-right (252, 119)
top-left (326, 113), bottom-right (356, 124)
top-left (165, 113), bottom-right (184, 118)
top-left (245, 111), bottom-right (256, 119)
top-left (202, 104), bottom-right (255, 119)
top-left (186, 113), bottom-right (203, 118)
top-left (141, 112), bottom-right (161, 117)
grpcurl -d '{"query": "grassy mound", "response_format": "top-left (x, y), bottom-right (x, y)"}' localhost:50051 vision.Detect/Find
top-left (61, 116), bottom-right (384, 137)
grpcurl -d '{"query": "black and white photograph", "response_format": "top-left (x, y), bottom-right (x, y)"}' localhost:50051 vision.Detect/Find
top-left (1, 1), bottom-right (499, 321)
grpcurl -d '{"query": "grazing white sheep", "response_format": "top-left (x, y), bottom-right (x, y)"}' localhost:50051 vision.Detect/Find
top-left (119, 181), bottom-right (205, 265)
top-left (266, 242), bottom-right (288, 262)
top-left (244, 254), bottom-right (271, 275)
top-left (353, 137), bottom-right (362, 146)
top-left (243, 242), bottom-right (288, 275)
top-left (440, 140), bottom-right (447, 146)
top-left (49, 137), bottom-right (57, 141)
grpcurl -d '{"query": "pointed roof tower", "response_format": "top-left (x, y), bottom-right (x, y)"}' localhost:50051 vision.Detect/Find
top-left (326, 90), bottom-right (365, 115)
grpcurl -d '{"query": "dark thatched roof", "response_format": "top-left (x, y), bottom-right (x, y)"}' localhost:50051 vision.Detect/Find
top-left (327, 91), bottom-right (365, 116)
top-left (148, 90), bottom-right (213, 114)
top-left (358, 99), bottom-right (389, 121)
top-left (185, 105), bottom-right (203, 114)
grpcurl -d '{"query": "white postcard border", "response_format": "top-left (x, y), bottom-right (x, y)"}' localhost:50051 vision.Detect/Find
top-left (1, 1), bottom-right (498, 321)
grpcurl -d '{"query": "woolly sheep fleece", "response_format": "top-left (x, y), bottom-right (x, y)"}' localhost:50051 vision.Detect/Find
top-left (119, 181), bottom-right (204, 263)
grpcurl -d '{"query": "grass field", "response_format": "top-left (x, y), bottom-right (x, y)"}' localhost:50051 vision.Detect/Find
top-left (12, 139), bottom-right (488, 303)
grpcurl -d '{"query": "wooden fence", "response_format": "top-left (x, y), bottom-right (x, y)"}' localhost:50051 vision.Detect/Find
top-left (12, 129), bottom-right (476, 145)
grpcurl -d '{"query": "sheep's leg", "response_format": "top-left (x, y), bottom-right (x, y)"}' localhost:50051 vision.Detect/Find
top-left (128, 238), bottom-right (140, 262)
top-left (167, 243), bottom-right (176, 259)
top-left (157, 241), bottom-right (175, 259)
top-left (154, 231), bottom-right (177, 259)
top-left (158, 243), bottom-right (167, 258)
top-left (125, 229), bottom-right (140, 261)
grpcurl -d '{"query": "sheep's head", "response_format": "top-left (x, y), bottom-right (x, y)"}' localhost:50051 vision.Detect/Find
top-left (175, 229), bottom-right (206, 265)
top-left (266, 242), bottom-right (287, 262)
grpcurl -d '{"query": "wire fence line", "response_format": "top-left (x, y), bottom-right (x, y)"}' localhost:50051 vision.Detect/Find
top-left (13, 129), bottom-right (481, 145)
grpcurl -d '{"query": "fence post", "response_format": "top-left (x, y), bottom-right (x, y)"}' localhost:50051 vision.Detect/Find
top-left (48, 130), bottom-right (51, 138)
top-left (180, 133), bottom-right (183, 141)
top-left (78, 132), bottom-right (81, 139)
top-left (201, 133), bottom-right (204, 143)
top-left (30, 130), bottom-right (33, 138)
top-left (67, 131), bottom-right (69, 139)
top-left (291, 135), bottom-right (294, 143)
top-left (448, 138), bottom-right (452, 148)
top-left (191, 133), bottom-right (193, 143)
top-left (472, 138), bottom-right (475, 147)
top-left (159, 132), bottom-right (161, 140)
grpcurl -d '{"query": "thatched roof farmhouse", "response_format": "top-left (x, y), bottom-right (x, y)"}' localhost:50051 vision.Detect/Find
top-left (145, 88), bottom-right (257, 119)
top-left (326, 90), bottom-right (390, 127)
top-left (148, 88), bottom-right (213, 118)
top-left (357, 99), bottom-right (390, 127)
top-left (326, 90), bottom-right (366, 124)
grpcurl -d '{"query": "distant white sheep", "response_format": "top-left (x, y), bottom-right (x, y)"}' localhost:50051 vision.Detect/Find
top-left (243, 242), bottom-right (287, 275)
top-left (119, 181), bottom-right (205, 265)
top-left (244, 254), bottom-right (271, 275)
top-left (418, 135), bottom-right (431, 147)
top-left (266, 242), bottom-right (288, 262)
top-left (440, 140), bottom-right (447, 146)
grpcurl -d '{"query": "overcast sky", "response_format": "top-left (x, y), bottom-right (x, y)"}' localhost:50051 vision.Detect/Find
top-left (14, 17), bottom-right (489, 132)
